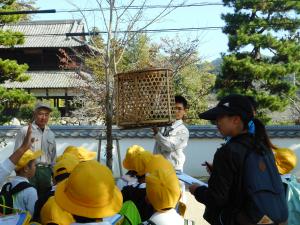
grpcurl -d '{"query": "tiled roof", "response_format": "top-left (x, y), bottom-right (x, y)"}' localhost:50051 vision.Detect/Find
top-left (1, 125), bottom-right (300, 139)
top-left (3, 71), bottom-right (87, 89)
top-left (0, 20), bottom-right (86, 48)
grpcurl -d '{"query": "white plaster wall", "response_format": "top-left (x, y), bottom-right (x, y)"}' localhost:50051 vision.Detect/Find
top-left (1, 136), bottom-right (300, 178)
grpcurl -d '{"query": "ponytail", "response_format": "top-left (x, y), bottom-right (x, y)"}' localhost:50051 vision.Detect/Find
top-left (252, 118), bottom-right (274, 153)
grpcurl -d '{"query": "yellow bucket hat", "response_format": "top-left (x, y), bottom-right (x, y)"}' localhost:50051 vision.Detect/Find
top-left (145, 154), bottom-right (174, 174)
top-left (15, 150), bottom-right (43, 171)
top-left (128, 151), bottom-right (153, 176)
top-left (63, 146), bottom-right (96, 162)
top-left (146, 168), bottom-right (180, 212)
top-left (53, 153), bottom-right (80, 179)
top-left (55, 160), bottom-right (123, 219)
top-left (273, 147), bottom-right (297, 175)
top-left (40, 196), bottom-right (75, 225)
top-left (123, 145), bottom-right (146, 169)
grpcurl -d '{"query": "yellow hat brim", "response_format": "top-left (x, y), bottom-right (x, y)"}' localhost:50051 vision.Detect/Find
top-left (55, 179), bottom-right (123, 218)
top-left (40, 196), bottom-right (75, 225)
top-left (83, 152), bottom-right (97, 161)
top-left (15, 150), bottom-right (43, 171)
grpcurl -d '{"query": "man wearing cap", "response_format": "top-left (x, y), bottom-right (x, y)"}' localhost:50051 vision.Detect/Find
top-left (14, 102), bottom-right (56, 197)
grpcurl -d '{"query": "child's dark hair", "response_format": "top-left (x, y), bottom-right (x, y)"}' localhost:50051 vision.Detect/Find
top-left (73, 215), bottom-right (100, 223)
top-left (252, 118), bottom-right (275, 153)
top-left (126, 170), bottom-right (138, 177)
top-left (175, 95), bottom-right (188, 109)
top-left (246, 95), bottom-right (258, 113)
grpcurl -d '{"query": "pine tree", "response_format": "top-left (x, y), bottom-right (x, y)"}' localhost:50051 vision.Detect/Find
top-left (216, 0), bottom-right (300, 122)
top-left (0, 0), bottom-right (35, 123)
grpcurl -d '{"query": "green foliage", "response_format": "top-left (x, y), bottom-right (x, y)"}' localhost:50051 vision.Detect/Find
top-left (217, 0), bottom-right (300, 122)
top-left (0, 0), bottom-right (36, 22)
top-left (119, 34), bottom-right (159, 72)
top-left (0, 87), bottom-right (35, 123)
top-left (48, 106), bottom-right (61, 124)
top-left (0, 58), bottom-right (28, 83)
top-left (17, 105), bottom-right (34, 122)
top-left (85, 33), bottom-right (105, 82)
top-left (0, 0), bottom-right (36, 124)
top-left (175, 63), bottom-right (216, 124)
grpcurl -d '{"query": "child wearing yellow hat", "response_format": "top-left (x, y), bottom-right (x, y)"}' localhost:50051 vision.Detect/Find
top-left (62, 146), bottom-right (96, 162)
top-left (32, 153), bottom-right (79, 223)
top-left (117, 145), bottom-right (146, 191)
top-left (142, 168), bottom-right (183, 225)
top-left (122, 145), bottom-right (154, 221)
top-left (55, 160), bottom-right (123, 224)
top-left (2, 150), bottom-right (42, 216)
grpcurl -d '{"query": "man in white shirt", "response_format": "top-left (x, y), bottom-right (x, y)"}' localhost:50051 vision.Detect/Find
top-left (153, 95), bottom-right (189, 172)
top-left (14, 102), bottom-right (56, 197)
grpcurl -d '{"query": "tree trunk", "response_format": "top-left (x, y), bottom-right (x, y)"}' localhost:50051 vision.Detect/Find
top-left (105, 0), bottom-right (114, 170)
top-left (105, 88), bottom-right (113, 169)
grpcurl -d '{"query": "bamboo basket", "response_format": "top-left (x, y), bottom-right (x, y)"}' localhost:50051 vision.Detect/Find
top-left (115, 68), bottom-right (176, 128)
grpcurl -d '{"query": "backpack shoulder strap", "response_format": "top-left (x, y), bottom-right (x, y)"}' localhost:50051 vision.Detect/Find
top-left (0, 182), bottom-right (14, 215)
top-left (145, 220), bottom-right (156, 225)
top-left (139, 220), bottom-right (157, 225)
top-left (0, 182), bottom-right (13, 194)
top-left (10, 182), bottom-right (34, 195)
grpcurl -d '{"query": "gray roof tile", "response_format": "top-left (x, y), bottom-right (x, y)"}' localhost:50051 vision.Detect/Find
top-left (0, 20), bottom-right (86, 48)
top-left (3, 71), bottom-right (87, 89)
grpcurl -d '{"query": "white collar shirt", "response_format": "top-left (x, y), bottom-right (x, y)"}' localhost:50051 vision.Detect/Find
top-left (153, 120), bottom-right (189, 171)
top-left (14, 122), bottom-right (56, 164)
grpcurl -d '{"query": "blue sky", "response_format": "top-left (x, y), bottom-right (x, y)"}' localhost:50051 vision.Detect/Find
top-left (34, 0), bottom-right (231, 61)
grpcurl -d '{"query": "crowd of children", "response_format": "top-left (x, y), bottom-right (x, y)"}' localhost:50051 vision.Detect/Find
top-left (0, 143), bottom-right (185, 225)
top-left (0, 94), bottom-right (298, 225)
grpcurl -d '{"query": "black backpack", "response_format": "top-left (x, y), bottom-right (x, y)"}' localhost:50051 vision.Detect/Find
top-left (239, 141), bottom-right (288, 224)
top-left (0, 181), bottom-right (33, 215)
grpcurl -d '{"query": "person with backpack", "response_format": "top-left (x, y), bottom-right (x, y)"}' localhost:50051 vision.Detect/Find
top-left (122, 145), bottom-right (154, 221)
top-left (0, 149), bottom-right (42, 216)
top-left (189, 94), bottom-right (288, 225)
top-left (33, 153), bottom-right (79, 224)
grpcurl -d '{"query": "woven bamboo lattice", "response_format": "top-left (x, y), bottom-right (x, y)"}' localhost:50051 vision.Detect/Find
top-left (115, 68), bottom-right (176, 128)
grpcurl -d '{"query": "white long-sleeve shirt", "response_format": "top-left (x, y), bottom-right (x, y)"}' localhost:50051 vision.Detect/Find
top-left (153, 120), bottom-right (189, 171)
top-left (142, 209), bottom-right (184, 225)
top-left (9, 176), bottom-right (38, 216)
top-left (0, 159), bottom-right (15, 185)
top-left (14, 122), bottom-right (56, 165)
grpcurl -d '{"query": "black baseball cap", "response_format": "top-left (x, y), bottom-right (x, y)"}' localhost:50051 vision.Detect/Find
top-left (199, 94), bottom-right (254, 121)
